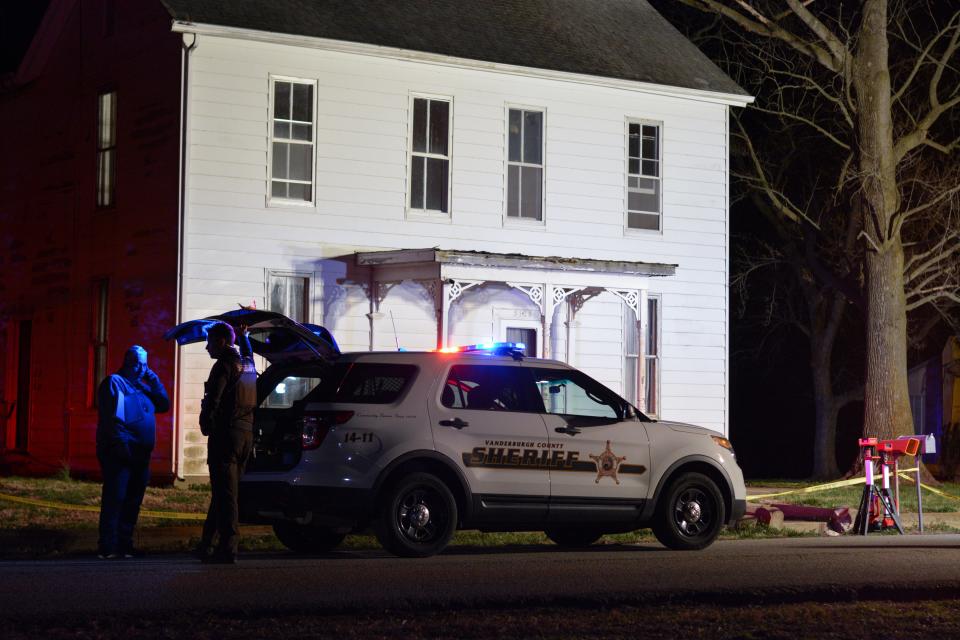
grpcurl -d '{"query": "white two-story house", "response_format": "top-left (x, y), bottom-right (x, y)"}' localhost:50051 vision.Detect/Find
top-left (166, 0), bottom-right (751, 477)
top-left (0, 0), bottom-right (750, 480)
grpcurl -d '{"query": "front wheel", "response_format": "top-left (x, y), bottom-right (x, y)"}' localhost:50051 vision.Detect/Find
top-left (652, 472), bottom-right (725, 551)
top-left (374, 473), bottom-right (457, 558)
top-left (272, 522), bottom-right (347, 554)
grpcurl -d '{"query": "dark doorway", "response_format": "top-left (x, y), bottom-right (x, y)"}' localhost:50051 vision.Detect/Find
top-left (15, 319), bottom-right (31, 451)
top-left (506, 327), bottom-right (537, 358)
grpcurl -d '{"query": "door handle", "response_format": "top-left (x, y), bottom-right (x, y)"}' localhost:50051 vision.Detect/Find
top-left (555, 426), bottom-right (581, 436)
top-left (439, 418), bottom-right (469, 429)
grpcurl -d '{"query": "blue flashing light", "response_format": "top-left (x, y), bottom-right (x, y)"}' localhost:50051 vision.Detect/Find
top-left (461, 341), bottom-right (525, 353)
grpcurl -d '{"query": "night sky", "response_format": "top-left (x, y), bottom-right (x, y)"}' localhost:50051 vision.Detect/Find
top-left (0, 2), bottom-right (49, 74)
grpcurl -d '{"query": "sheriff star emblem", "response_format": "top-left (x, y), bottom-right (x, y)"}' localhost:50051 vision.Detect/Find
top-left (589, 440), bottom-right (626, 484)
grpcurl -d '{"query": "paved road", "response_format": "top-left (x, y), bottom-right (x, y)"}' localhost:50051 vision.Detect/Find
top-left (3, 536), bottom-right (960, 616)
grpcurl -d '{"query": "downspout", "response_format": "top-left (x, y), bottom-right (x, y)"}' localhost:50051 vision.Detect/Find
top-left (173, 32), bottom-right (197, 481)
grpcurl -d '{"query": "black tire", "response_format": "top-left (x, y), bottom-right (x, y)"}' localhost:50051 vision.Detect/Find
top-left (374, 472), bottom-right (457, 558)
top-left (272, 522), bottom-right (347, 554)
top-left (545, 528), bottom-right (603, 548)
top-left (652, 472), bottom-right (725, 551)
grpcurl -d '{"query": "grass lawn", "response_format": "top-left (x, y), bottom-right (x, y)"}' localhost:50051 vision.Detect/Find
top-left (3, 475), bottom-right (957, 557)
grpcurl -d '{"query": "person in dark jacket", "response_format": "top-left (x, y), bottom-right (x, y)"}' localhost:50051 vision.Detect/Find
top-left (198, 322), bottom-right (257, 563)
top-left (96, 345), bottom-right (169, 559)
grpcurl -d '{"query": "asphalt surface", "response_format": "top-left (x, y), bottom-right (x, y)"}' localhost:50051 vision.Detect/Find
top-left (3, 535), bottom-right (960, 617)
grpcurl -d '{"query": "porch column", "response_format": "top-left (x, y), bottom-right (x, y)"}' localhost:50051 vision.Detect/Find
top-left (439, 280), bottom-right (482, 349)
top-left (547, 286), bottom-right (583, 363)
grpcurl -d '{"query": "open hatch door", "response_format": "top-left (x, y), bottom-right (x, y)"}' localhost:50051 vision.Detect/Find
top-left (164, 309), bottom-right (339, 366)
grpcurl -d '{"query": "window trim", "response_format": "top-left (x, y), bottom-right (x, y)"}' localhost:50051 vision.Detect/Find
top-left (267, 74), bottom-right (318, 209)
top-left (643, 293), bottom-right (662, 418)
top-left (503, 103), bottom-right (546, 227)
top-left (406, 92), bottom-right (453, 221)
top-left (624, 118), bottom-right (663, 235)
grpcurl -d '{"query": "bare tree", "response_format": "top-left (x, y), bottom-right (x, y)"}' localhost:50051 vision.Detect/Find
top-left (670, 0), bottom-right (960, 445)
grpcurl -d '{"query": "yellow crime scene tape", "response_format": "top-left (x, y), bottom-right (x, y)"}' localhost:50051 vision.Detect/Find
top-left (749, 467), bottom-right (921, 501)
top-left (896, 473), bottom-right (960, 502)
top-left (0, 492), bottom-right (206, 520)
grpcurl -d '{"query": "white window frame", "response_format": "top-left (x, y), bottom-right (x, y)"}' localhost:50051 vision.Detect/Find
top-left (406, 92), bottom-right (453, 220)
top-left (624, 118), bottom-right (663, 234)
top-left (267, 75), bottom-right (318, 208)
top-left (503, 104), bottom-right (546, 227)
top-left (643, 294), bottom-right (661, 417)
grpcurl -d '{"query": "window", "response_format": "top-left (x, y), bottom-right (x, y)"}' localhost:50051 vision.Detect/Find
top-left (92, 279), bottom-right (109, 406)
top-left (97, 92), bottom-right (117, 207)
top-left (623, 304), bottom-right (640, 407)
top-left (265, 374), bottom-right (322, 408)
top-left (441, 365), bottom-right (542, 412)
top-left (305, 363), bottom-right (418, 405)
top-left (627, 121), bottom-right (661, 231)
top-left (644, 296), bottom-right (660, 416)
top-left (532, 368), bottom-right (625, 420)
top-left (409, 96), bottom-right (450, 214)
top-left (271, 78), bottom-right (315, 203)
top-left (268, 273), bottom-right (310, 323)
top-left (506, 108), bottom-right (543, 221)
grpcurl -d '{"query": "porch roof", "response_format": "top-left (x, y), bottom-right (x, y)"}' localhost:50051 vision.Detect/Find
top-left (355, 248), bottom-right (677, 278)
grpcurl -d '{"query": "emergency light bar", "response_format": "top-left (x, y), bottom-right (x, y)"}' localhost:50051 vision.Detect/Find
top-left (436, 341), bottom-right (526, 354)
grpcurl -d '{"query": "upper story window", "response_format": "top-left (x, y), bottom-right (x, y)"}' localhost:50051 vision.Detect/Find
top-left (506, 108), bottom-right (544, 222)
top-left (627, 120), bottom-right (661, 231)
top-left (409, 96), bottom-right (451, 214)
top-left (271, 78), bottom-right (315, 204)
top-left (96, 91), bottom-right (117, 208)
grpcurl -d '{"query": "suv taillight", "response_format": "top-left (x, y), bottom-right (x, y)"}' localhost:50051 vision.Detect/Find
top-left (301, 411), bottom-right (354, 450)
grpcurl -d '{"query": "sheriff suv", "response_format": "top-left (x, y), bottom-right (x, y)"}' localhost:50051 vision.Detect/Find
top-left (167, 310), bottom-right (746, 557)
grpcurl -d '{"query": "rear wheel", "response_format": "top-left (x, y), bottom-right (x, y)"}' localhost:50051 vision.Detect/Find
top-left (545, 528), bottom-right (603, 548)
top-left (652, 472), bottom-right (725, 550)
top-left (374, 473), bottom-right (457, 558)
top-left (272, 522), bottom-right (346, 554)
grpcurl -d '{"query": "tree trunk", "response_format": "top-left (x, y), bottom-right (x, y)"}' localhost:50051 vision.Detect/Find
top-left (853, 0), bottom-right (915, 442)
top-left (811, 383), bottom-right (840, 479)
top-left (864, 246), bottom-right (914, 440)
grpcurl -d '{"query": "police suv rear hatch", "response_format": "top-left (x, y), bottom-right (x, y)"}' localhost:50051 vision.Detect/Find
top-left (163, 309), bottom-right (339, 366)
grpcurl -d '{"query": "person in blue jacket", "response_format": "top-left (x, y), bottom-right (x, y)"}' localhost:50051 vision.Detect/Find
top-left (96, 345), bottom-right (169, 559)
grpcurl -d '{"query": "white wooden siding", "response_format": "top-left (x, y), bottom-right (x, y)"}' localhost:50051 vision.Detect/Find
top-left (178, 35), bottom-right (732, 471)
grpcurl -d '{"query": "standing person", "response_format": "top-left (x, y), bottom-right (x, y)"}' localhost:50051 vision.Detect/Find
top-left (96, 346), bottom-right (169, 559)
top-left (198, 322), bottom-right (257, 564)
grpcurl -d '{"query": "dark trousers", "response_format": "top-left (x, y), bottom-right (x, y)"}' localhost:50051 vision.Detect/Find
top-left (203, 429), bottom-right (253, 556)
top-left (97, 442), bottom-right (152, 554)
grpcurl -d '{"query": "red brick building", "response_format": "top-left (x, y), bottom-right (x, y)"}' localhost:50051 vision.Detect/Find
top-left (0, 0), bottom-right (182, 481)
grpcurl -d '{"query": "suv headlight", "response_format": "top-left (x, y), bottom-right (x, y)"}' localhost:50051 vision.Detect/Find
top-left (712, 435), bottom-right (735, 456)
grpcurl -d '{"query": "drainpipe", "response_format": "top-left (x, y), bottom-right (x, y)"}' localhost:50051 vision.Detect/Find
top-left (173, 32), bottom-right (197, 482)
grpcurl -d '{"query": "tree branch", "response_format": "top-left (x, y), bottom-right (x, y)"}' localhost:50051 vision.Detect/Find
top-left (676, 0), bottom-right (843, 72)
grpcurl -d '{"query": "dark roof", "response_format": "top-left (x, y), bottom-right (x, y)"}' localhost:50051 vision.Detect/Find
top-left (160, 0), bottom-right (748, 97)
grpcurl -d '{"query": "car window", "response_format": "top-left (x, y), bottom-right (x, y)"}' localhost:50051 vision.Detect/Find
top-left (442, 364), bottom-right (544, 413)
top-left (303, 363), bottom-right (417, 404)
top-left (264, 375), bottom-right (322, 408)
top-left (531, 368), bottom-right (623, 419)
